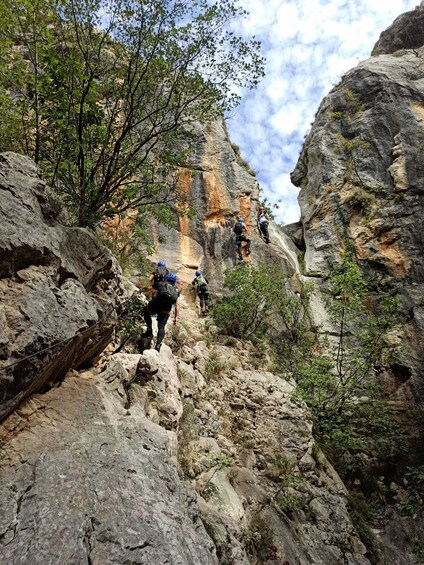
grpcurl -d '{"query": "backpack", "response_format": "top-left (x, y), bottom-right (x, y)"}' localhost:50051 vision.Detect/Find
top-left (153, 265), bottom-right (168, 288)
top-left (233, 221), bottom-right (244, 236)
top-left (156, 281), bottom-right (179, 309)
top-left (195, 275), bottom-right (208, 292)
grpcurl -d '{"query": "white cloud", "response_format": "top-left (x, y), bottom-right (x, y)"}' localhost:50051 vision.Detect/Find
top-left (227, 0), bottom-right (418, 224)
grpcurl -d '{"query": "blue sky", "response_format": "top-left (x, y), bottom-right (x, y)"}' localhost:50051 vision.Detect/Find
top-left (226, 0), bottom-right (419, 224)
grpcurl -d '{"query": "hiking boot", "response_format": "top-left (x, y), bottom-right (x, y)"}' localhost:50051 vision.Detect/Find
top-left (154, 343), bottom-right (162, 352)
top-left (245, 249), bottom-right (251, 255)
top-left (142, 329), bottom-right (153, 338)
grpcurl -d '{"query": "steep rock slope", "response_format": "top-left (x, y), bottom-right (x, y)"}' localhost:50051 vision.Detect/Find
top-left (291, 34), bottom-right (424, 421)
top-left (0, 153), bottom-right (125, 420)
top-left (0, 299), bottom-right (370, 564)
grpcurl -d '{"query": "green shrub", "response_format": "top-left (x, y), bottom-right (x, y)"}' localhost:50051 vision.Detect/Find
top-left (294, 254), bottom-right (406, 479)
top-left (398, 466), bottom-right (424, 516)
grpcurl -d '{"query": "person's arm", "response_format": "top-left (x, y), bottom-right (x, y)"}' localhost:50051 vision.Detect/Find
top-left (173, 300), bottom-right (179, 324)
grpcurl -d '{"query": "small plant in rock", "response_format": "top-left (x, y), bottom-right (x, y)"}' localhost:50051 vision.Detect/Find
top-left (223, 336), bottom-right (238, 347)
top-left (200, 454), bottom-right (234, 496)
top-left (275, 492), bottom-right (299, 512)
top-left (269, 453), bottom-right (299, 486)
top-left (204, 349), bottom-right (227, 380)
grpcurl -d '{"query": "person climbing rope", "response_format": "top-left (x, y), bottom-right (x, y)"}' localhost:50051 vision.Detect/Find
top-left (233, 216), bottom-right (251, 260)
top-left (191, 270), bottom-right (210, 315)
top-left (149, 260), bottom-right (169, 291)
top-left (142, 272), bottom-right (180, 352)
top-left (257, 206), bottom-right (271, 244)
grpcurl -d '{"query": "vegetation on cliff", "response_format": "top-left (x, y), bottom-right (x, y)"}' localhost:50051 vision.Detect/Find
top-left (0, 0), bottom-right (264, 227)
top-left (212, 261), bottom-right (405, 484)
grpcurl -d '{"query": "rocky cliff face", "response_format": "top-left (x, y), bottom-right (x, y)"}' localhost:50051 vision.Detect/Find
top-left (0, 318), bottom-right (370, 565)
top-left (146, 118), bottom-right (300, 290)
top-left (2, 6), bottom-right (424, 564)
top-left (373, 1), bottom-right (424, 54)
top-left (291, 22), bottom-right (424, 423)
top-left (0, 153), bottom-right (125, 420)
top-left (0, 143), bottom-right (367, 563)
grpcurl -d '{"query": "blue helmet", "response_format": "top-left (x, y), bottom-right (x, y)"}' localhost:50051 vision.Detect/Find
top-left (166, 272), bottom-right (177, 283)
top-left (157, 260), bottom-right (166, 267)
top-left (238, 217), bottom-right (244, 222)
top-left (195, 270), bottom-right (201, 276)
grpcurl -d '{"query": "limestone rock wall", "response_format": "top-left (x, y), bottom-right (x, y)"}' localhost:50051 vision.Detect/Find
top-left (0, 355), bottom-right (217, 565)
top-left (0, 153), bottom-right (125, 420)
top-left (0, 329), bottom-right (370, 565)
top-left (291, 42), bottom-right (424, 420)
top-left (147, 118), bottom-right (299, 291)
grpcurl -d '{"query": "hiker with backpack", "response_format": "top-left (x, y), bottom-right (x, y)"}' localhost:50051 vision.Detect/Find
top-left (191, 270), bottom-right (210, 315)
top-left (143, 272), bottom-right (180, 352)
top-left (149, 260), bottom-right (169, 291)
top-left (233, 217), bottom-right (251, 260)
top-left (257, 206), bottom-right (271, 244)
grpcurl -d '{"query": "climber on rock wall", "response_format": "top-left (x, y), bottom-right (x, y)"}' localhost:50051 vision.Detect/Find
top-left (191, 270), bottom-right (210, 315)
top-left (141, 272), bottom-right (180, 352)
top-left (257, 206), bottom-right (271, 244)
top-left (233, 216), bottom-right (251, 260)
top-left (149, 260), bottom-right (169, 291)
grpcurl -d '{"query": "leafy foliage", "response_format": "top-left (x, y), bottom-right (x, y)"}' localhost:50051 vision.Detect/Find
top-left (213, 259), bottom-right (405, 480)
top-left (294, 253), bottom-right (405, 477)
top-left (398, 466), bottom-right (424, 516)
top-left (212, 264), bottom-right (311, 345)
top-left (121, 293), bottom-right (146, 342)
top-left (0, 0), bottom-right (265, 227)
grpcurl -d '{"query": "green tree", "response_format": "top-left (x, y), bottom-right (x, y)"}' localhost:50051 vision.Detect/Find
top-left (0, 0), bottom-right (265, 226)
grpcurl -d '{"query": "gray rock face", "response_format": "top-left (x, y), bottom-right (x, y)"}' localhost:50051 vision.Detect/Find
top-left (0, 359), bottom-right (217, 564)
top-left (373, 3), bottom-right (424, 54)
top-left (0, 152), bottom-right (124, 420)
top-left (172, 335), bottom-right (369, 565)
top-left (0, 334), bottom-right (370, 565)
top-left (291, 46), bottom-right (424, 422)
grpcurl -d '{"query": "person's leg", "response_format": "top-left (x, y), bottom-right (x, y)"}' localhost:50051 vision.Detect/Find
top-left (204, 292), bottom-right (209, 311)
top-left (155, 312), bottom-right (169, 351)
top-left (143, 302), bottom-right (154, 336)
top-left (243, 235), bottom-right (251, 254)
top-left (236, 237), bottom-right (243, 259)
top-left (199, 293), bottom-right (205, 312)
top-left (262, 223), bottom-right (270, 242)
